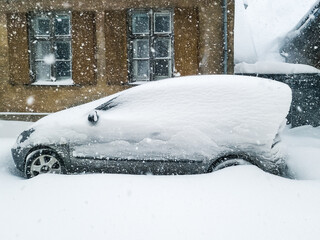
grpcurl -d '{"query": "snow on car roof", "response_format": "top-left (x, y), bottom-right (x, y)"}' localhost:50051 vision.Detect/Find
top-left (27, 75), bottom-right (291, 157)
top-left (98, 75), bottom-right (291, 144)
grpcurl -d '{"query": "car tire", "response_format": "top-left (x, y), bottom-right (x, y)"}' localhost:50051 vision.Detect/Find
top-left (208, 157), bottom-right (252, 172)
top-left (25, 148), bottom-right (65, 178)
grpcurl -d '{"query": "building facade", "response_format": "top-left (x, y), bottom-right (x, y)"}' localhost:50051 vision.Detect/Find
top-left (0, 0), bottom-right (234, 121)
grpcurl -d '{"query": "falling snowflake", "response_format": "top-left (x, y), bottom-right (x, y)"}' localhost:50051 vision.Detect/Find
top-left (43, 54), bottom-right (56, 65)
top-left (27, 96), bottom-right (35, 106)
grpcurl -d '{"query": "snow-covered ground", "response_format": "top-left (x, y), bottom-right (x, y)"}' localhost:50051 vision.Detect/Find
top-left (1, 120), bottom-right (320, 240)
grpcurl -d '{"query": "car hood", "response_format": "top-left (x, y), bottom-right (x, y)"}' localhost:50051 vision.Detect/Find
top-left (15, 93), bottom-right (119, 148)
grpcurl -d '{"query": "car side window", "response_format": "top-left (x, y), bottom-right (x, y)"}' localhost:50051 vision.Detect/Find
top-left (95, 97), bottom-right (119, 111)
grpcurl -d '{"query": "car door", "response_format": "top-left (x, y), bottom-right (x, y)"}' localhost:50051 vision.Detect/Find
top-left (68, 85), bottom-right (207, 175)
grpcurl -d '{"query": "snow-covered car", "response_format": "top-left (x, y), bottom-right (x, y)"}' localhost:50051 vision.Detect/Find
top-left (12, 75), bottom-right (292, 178)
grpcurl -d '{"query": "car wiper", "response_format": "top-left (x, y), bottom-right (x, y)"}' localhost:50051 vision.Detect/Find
top-left (95, 97), bottom-right (119, 111)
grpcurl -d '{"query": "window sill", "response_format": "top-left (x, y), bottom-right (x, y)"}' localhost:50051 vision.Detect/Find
top-left (31, 79), bottom-right (75, 86)
top-left (128, 77), bottom-right (173, 85)
top-left (128, 81), bottom-right (151, 86)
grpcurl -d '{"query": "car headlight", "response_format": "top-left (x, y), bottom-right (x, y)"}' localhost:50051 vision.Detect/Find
top-left (16, 128), bottom-right (35, 145)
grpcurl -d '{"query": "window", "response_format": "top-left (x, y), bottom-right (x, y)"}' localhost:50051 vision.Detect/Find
top-left (128, 9), bottom-right (173, 82)
top-left (28, 12), bottom-right (72, 84)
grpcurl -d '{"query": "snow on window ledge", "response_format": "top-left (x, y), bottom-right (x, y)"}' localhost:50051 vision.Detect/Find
top-left (129, 78), bottom-right (174, 85)
top-left (31, 79), bottom-right (75, 86)
top-left (128, 81), bottom-right (151, 86)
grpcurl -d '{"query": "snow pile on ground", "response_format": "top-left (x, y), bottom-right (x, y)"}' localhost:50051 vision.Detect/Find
top-left (20, 75), bottom-right (291, 161)
top-left (1, 120), bottom-right (320, 240)
top-left (235, 61), bottom-right (320, 74)
top-left (283, 125), bottom-right (320, 180)
top-left (235, 0), bottom-right (318, 63)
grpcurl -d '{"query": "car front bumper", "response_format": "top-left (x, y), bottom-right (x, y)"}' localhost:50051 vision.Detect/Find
top-left (11, 146), bottom-right (28, 172)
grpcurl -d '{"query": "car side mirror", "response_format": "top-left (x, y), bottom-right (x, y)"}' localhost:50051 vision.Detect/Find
top-left (88, 110), bottom-right (99, 125)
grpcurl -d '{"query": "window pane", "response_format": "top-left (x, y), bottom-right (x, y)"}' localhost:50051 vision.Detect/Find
top-left (154, 38), bottom-right (171, 58)
top-left (132, 13), bottom-right (149, 34)
top-left (133, 60), bottom-right (150, 81)
top-left (55, 15), bottom-right (70, 36)
top-left (154, 13), bottom-right (171, 33)
top-left (35, 62), bottom-right (51, 81)
top-left (154, 59), bottom-right (171, 78)
top-left (55, 41), bottom-right (71, 60)
top-left (35, 41), bottom-right (51, 60)
top-left (55, 61), bottom-right (71, 79)
top-left (133, 39), bottom-right (149, 58)
top-left (34, 16), bottom-right (50, 36)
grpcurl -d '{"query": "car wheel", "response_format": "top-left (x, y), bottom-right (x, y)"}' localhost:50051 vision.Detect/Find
top-left (209, 158), bottom-right (252, 172)
top-left (25, 148), bottom-right (64, 178)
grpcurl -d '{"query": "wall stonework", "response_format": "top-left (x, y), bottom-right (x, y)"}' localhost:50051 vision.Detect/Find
top-left (174, 7), bottom-right (199, 76)
top-left (105, 10), bottom-right (128, 85)
top-left (7, 12), bottom-right (29, 85)
top-left (72, 11), bottom-right (97, 85)
top-left (0, 13), bottom-right (9, 84)
top-left (0, 82), bottom-right (129, 114)
top-left (227, 0), bottom-right (235, 74)
top-left (199, 4), bottom-right (223, 74)
top-left (198, 0), bottom-right (234, 74)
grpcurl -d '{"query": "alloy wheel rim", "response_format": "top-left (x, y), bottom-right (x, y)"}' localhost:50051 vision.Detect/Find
top-left (213, 159), bottom-right (251, 171)
top-left (30, 154), bottom-right (62, 177)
